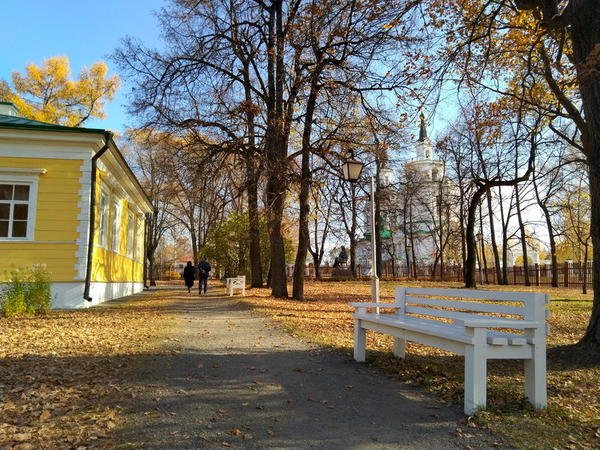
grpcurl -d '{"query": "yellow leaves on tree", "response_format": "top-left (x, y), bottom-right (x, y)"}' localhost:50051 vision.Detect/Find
top-left (4, 56), bottom-right (119, 127)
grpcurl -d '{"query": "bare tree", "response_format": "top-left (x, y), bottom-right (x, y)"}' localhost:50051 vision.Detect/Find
top-left (123, 131), bottom-right (178, 286)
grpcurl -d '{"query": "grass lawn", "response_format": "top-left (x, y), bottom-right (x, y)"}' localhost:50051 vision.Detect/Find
top-left (243, 280), bottom-right (600, 450)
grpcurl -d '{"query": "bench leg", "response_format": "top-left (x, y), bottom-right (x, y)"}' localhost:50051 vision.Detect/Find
top-left (524, 347), bottom-right (547, 408)
top-left (393, 336), bottom-right (406, 358)
top-left (464, 345), bottom-right (487, 415)
top-left (354, 320), bottom-right (366, 362)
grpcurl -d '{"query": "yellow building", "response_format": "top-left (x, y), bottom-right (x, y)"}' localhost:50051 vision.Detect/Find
top-left (0, 102), bottom-right (153, 308)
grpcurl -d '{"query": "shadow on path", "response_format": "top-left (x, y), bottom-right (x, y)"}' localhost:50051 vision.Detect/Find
top-left (108, 288), bottom-right (507, 449)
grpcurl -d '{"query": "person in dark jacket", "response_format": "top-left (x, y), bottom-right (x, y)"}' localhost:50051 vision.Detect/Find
top-left (197, 258), bottom-right (211, 294)
top-left (183, 261), bottom-right (195, 293)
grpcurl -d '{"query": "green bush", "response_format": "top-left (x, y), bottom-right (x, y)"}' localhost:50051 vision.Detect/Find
top-left (0, 269), bottom-right (27, 317)
top-left (25, 264), bottom-right (52, 314)
top-left (1, 265), bottom-right (52, 317)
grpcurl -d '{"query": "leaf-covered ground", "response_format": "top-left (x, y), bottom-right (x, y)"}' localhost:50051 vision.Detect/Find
top-left (1, 282), bottom-right (598, 449)
top-left (242, 281), bottom-right (600, 450)
top-left (0, 290), bottom-right (176, 449)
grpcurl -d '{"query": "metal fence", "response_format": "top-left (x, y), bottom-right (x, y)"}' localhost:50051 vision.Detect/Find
top-left (305, 261), bottom-right (593, 289)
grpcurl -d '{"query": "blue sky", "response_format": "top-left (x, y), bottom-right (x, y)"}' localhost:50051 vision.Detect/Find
top-left (0, 0), bottom-right (166, 132)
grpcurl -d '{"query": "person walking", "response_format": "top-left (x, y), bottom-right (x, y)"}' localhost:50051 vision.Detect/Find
top-left (197, 258), bottom-right (211, 295)
top-left (182, 261), bottom-right (195, 293)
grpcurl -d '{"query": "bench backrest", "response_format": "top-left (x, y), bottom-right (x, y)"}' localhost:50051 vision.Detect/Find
top-left (395, 287), bottom-right (549, 332)
top-left (230, 275), bottom-right (245, 286)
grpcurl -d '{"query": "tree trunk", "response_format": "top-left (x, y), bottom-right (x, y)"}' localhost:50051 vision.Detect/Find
top-left (410, 234), bottom-right (417, 278)
top-left (465, 189), bottom-right (484, 288)
top-left (533, 175), bottom-right (559, 287)
top-left (514, 182), bottom-right (531, 286)
top-left (544, 205), bottom-right (559, 287)
top-left (486, 190), bottom-right (502, 284)
top-left (582, 239), bottom-right (589, 294)
top-left (265, 0), bottom-right (288, 298)
top-left (478, 204), bottom-right (489, 284)
top-left (312, 253), bottom-right (321, 280)
top-left (459, 186), bottom-right (467, 267)
top-left (241, 54), bottom-right (263, 288)
top-left (147, 248), bottom-right (156, 286)
top-left (292, 77), bottom-right (319, 300)
top-left (568, 0), bottom-right (600, 344)
top-left (498, 187), bottom-right (510, 285)
top-left (583, 156), bottom-right (600, 341)
top-left (247, 171), bottom-right (263, 287)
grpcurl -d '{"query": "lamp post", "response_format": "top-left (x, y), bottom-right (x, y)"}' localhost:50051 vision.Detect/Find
top-left (341, 152), bottom-right (380, 305)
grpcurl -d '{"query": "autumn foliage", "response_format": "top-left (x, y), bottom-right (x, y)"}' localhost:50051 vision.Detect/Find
top-left (1, 56), bottom-right (119, 127)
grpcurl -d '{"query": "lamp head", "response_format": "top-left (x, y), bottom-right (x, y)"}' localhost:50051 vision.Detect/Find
top-left (341, 152), bottom-right (364, 182)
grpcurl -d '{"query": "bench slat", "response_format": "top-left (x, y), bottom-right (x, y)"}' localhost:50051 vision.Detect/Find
top-left (359, 313), bottom-right (533, 347)
top-left (455, 318), bottom-right (541, 329)
top-left (405, 305), bottom-right (505, 323)
top-left (357, 313), bottom-right (474, 344)
top-left (348, 302), bottom-right (402, 309)
top-left (403, 287), bottom-right (537, 303)
top-left (405, 296), bottom-right (524, 316)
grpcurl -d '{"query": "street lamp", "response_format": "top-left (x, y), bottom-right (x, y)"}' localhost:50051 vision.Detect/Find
top-left (341, 152), bottom-right (380, 306)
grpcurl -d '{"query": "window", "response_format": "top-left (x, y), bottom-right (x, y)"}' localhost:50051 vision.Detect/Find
top-left (111, 199), bottom-right (121, 252)
top-left (97, 190), bottom-right (109, 247)
top-left (127, 211), bottom-right (135, 257)
top-left (134, 216), bottom-right (144, 262)
top-left (0, 181), bottom-right (36, 240)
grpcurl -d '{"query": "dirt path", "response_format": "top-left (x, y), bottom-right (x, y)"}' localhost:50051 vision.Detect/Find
top-left (112, 288), bottom-right (508, 449)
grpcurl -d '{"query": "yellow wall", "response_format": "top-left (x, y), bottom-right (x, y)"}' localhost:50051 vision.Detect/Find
top-left (0, 243), bottom-right (78, 281)
top-left (0, 157), bottom-right (82, 282)
top-left (92, 247), bottom-right (144, 282)
top-left (91, 172), bottom-right (144, 282)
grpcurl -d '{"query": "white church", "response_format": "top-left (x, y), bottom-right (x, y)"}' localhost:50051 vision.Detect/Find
top-left (355, 113), bottom-right (445, 274)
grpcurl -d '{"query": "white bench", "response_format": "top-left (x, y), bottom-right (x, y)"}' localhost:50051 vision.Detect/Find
top-left (349, 287), bottom-right (549, 415)
top-left (225, 276), bottom-right (246, 296)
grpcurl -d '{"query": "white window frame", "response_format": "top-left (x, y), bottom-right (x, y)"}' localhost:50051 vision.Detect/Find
top-left (0, 171), bottom-right (41, 241)
top-left (97, 189), bottom-right (110, 248)
top-left (111, 198), bottom-right (121, 253)
top-left (126, 210), bottom-right (135, 257)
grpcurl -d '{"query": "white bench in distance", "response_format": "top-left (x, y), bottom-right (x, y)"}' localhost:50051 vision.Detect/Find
top-left (349, 287), bottom-right (549, 415)
top-left (226, 275), bottom-right (246, 296)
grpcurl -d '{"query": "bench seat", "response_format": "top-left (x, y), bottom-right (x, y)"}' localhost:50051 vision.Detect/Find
top-left (355, 312), bottom-right (536, 358)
